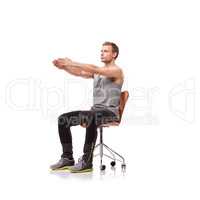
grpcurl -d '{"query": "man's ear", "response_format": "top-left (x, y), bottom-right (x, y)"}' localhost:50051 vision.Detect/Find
top-left (113, 52), bottom-right (117, 59)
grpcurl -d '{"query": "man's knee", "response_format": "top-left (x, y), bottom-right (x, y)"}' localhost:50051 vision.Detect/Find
top-left (58, 112), bottom-right (72, 126)
top-left (79, 111), bottom-right (95, 127)
top-left (58, 113), bottom-right (67, 125)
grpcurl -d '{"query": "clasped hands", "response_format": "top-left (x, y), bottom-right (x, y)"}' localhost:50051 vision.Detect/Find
top-left (52, 57), bottom-right (73, 69)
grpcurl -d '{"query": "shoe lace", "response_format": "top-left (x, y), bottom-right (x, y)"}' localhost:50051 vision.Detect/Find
top-left (76, 156), bottom-right (86, 168)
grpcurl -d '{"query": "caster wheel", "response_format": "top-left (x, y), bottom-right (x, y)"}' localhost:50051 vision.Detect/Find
top-left (121, 164), bottom-right (126, 170)
top-left (110, 161), bottom-right (116, 167)
top-left (100, 165), bottom-right (106, 171)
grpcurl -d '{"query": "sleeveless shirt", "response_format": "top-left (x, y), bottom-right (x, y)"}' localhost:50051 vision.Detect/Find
top-left (90, 74), bottom-right (123, 120)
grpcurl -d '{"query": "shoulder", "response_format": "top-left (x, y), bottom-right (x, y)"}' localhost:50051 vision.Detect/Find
top-left (111, 65), bottom-right (124, 84)
top-left (115, 65), bottom-right (124, 79)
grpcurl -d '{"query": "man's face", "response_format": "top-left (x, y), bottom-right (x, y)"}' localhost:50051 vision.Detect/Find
top-left (100, 45), bottom-right (116, 63)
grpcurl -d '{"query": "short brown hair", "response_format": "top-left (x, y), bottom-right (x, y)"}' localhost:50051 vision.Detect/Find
top-left (103, 41), bottom-right (119, 59)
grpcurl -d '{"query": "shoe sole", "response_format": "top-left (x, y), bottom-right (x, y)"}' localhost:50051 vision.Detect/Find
top-left (70, 168), bottom-right (93, 173)
top-left (51, 165), bottom-right (73, 171)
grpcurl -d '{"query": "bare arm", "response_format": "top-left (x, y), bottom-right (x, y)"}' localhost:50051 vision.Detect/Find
top-left (53, 59), bottom-right (94, 79)
top-left (68, 60), bottom-right (122, 79)
top-left (64, 65), bottom-right (94, 79)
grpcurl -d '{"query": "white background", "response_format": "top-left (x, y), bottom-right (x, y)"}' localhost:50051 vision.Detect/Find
top-left (0, 0), bottom-right (200, 199)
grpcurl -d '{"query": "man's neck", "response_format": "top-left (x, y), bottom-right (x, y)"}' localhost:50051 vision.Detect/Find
top-left (104, 60), bottom-right (115, 67)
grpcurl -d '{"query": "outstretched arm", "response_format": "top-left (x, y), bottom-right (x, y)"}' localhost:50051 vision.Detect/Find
top-left (53, 59), bottom-right (94, 79)
top-left (55, 58), bottom-right (122, 79)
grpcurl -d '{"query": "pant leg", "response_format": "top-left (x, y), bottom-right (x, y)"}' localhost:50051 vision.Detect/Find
top-left (58, 110), bottom-right (82, 144)
top-left (58, 110), bottom-right (94, 158)
top-left (84, 109), bottom-right (118, 150)
top-left (58, 110), bottom-right (82, 158)
top-left (82, 109), bottom-right (118, 164)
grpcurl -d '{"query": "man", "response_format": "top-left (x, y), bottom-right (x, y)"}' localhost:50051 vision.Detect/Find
top-left (50, 42), bottom-right (124, 173)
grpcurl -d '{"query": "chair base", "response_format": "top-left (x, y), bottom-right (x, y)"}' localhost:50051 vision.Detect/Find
top-left (94, 126), bottom-right (126, 172)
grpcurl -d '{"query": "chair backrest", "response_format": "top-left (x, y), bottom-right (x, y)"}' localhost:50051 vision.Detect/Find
top-left (118, 90), bottom-right (129, 123)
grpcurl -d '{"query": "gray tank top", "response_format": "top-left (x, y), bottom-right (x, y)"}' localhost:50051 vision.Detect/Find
top-left (90, 74), bottom-right (123, 120)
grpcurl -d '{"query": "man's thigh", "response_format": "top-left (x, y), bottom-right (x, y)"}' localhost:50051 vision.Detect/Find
top-left (91, 109), bottom-right (118, 125)
top-left (59, 110), bottom-right (89, 125)
top-left (59, 109), bottom-right (117, 126)
top-left (60, 110), bottom-right (94, 126)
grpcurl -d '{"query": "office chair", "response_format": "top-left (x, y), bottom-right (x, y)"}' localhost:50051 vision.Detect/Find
top-left (81, 90), bottom-right (129, 171)
top-left (95, 90), bottom-right (129, 171)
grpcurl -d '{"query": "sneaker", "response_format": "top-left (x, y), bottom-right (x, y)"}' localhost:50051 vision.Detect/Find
top-left (50, 157), bottom-right (75, 170)
top-left (70, 156), bottom-right (93, 173)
